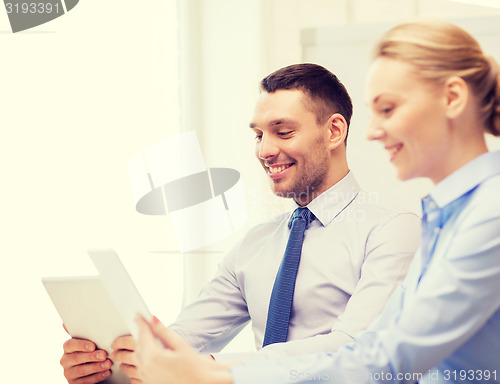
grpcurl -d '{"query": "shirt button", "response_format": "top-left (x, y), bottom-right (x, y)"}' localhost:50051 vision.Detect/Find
top-left (434, 227), bottom-right (441, 234)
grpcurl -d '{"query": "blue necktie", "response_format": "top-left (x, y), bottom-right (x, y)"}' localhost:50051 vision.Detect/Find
top-left (262, 207), bottom-right (316, 347)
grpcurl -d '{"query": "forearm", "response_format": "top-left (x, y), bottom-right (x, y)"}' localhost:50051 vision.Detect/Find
top-left (213, 331), bottom-right (352, 363)
top-left (169, 248), bottom-right (250, 353)
top-left (260, 331), bottom-right (353, 356)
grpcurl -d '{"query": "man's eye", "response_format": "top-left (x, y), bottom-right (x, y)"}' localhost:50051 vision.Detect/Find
top-left (277, 131), bottom-right (293, 137)
top-left (255, 134), bottom-right (262, 141)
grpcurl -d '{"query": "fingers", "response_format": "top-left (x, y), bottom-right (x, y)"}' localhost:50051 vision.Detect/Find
top-left (63, 338), bottom-right (96, 354)
top-left (135, 315), bottom-right (191, 352)
top-left (113, 351), bottom-right (143, 382)
top-left (119, 363), bottom-right (140, 379)
top-left (136, 315), bottom-right (158, 351)
top-left (135, 314), bottom-right (163, 377)
top-left (64, 360), bottom-right (112, 383)
top-left (110, 349), bottom-right (137, 366)
top-left (109, 335), bottom-right (143, 382)
top-left (61, 338), bottom-right (111, 384)
top-left (150, 317), bottom-right (191, 352)
top-left (61, 348), bottom-right (108, 367)
top-left (111, 334), bottom-right (135, 351)
top-left (110, 335), bottom-right (137, 366)
top-left (136, 316), bottom-right (226, 384)
top-left (68, 371), bottom-right (111, 384)
top-left (135, 316), bottom-right (175, 383)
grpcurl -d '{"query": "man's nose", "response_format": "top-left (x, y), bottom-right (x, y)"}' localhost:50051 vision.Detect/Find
top-left (257, 136), bottom-right (279, 160)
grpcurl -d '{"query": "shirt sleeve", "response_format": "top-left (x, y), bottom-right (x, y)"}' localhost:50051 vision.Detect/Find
top-left (217, 212), bottom-right (420, 362)
top-left (231, 195), bottom-right (500, 383)
top-left (169, 240), bottom-right (251, 354)
top-left (328, 212), bottom-right (420, 338)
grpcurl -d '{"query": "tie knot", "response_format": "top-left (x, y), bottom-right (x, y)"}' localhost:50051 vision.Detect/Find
top-left (289, 207), bottom-right (315, 229)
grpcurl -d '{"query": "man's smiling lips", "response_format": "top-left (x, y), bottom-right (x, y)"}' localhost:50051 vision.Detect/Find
top-left (265, 163), bottom-right (294, 179)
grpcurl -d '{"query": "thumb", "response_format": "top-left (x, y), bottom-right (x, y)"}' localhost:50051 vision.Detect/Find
top-left (151, 317), bottom-right (191, 352)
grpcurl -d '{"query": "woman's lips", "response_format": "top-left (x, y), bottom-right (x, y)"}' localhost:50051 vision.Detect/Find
top-left (385, 143), bottom-right (403, 161)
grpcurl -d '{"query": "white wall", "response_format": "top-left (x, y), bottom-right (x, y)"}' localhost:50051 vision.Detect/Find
top-left (265, 0), bottom-right (500, 70)
top-left (0, 2), bottom-right (183, 382)
top-left (301, 15), bottom-right (500, 213)
top-left (2, 1), bottom-right (500, 383)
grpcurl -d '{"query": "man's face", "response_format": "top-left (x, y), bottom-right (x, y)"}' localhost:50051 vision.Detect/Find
top-left (249, 90), bottom-right (332, 205)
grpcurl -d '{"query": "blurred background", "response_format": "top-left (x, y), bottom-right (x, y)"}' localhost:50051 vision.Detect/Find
top-left (1, 1), bottom-right (499, 382)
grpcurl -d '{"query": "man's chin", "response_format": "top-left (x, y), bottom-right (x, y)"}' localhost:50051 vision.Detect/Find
top-left (270, 186), bottom-right (295, 199)
top-left (271, 186), bottom-right (318, 205)
top-left (274, 191), bottom-right (293, 199)
top-left (269, 181), bottom-right (308, 201)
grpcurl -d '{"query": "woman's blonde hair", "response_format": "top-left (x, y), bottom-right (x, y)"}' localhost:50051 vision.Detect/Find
top-left (373, 19), bottom-right (500, 136)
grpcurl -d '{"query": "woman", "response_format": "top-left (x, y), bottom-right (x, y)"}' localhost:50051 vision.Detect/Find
top-left (135, 19), bottom-right (500, 383)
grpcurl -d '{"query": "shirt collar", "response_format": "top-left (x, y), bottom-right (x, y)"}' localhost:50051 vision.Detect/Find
top-left (292, 171), bottom-right (360, 227)
top-left (429, 151), bottom-right (500, 209)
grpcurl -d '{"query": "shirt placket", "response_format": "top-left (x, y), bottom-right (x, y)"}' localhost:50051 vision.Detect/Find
top-left (419, 197), bottom-right (442, 284)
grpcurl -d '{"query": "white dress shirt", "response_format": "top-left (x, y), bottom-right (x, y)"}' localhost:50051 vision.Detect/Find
top-left (169, 172), bottom-right (420, 360)
top-left (232, 152), bottom-right (500, 383)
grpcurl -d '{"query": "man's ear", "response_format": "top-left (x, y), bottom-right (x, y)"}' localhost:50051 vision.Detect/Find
top-left (326, 113), bottom-right (348, 150)
top-left (444, 76), bottom-right (469, 119)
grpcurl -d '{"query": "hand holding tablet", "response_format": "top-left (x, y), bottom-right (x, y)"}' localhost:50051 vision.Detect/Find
top-left (42, 249), bottom-right (151, 384)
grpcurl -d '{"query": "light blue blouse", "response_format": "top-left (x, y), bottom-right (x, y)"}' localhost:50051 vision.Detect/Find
top-left (232, 151), bottom-right (500, 384)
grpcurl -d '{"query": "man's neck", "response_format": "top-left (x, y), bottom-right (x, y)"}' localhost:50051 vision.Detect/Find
top-left (293, 168), bottom-right (350, 206)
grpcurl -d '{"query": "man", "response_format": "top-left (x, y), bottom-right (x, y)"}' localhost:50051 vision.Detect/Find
top-left (60, 63), bottom-right (419, 384)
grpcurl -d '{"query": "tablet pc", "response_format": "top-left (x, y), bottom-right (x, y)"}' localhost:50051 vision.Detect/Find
top-left (42, 249), bottom-right (152, 384)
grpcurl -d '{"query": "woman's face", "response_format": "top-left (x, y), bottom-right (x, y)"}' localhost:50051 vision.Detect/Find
top-left (366, 57), bottom-right (452, 184)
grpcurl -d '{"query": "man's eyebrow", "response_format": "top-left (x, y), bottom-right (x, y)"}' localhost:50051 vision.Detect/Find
top-left (249, 119), bottom-right (296, 129)
top-left (269, 119), bottom-right (285, 127)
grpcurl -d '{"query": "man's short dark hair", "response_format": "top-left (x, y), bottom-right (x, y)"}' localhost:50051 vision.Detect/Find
top-left (260, 63), bottom-right (353, 142)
